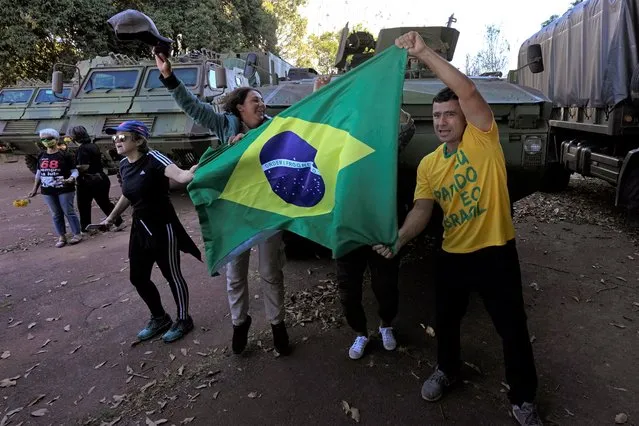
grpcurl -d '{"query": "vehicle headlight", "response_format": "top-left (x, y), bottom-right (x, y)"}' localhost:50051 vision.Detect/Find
top-left (524, 136), bottom-right (542, 154)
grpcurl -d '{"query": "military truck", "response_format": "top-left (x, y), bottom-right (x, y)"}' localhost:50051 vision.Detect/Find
top-left (0, 81), bottom-right (73, 172)
top-left (515, 0), bottom-right (639, 214)
top-left (257, 23), bottom-right (549, 255)
top-left (260, 23), bottom-right (551, 209)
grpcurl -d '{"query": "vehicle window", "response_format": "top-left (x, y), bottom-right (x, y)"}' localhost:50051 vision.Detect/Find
top-left (145, 68), bottom-right (198, 89)
top-left (34, 88), bottom-right (71, 103)
top-left (83, 70), bottom-right (140, 92)
top-left (0, 89), bottom-right (34, 104)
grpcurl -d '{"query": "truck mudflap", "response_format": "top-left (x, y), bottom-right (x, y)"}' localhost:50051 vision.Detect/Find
top-left (616, 148), bottom-right (639, 211)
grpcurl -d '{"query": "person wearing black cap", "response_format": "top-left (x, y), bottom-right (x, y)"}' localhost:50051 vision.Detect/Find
top-left (100, 120), bottom-right (201, 343)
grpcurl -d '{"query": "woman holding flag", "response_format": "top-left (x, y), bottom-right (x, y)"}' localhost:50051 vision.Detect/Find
top-left (155, 51), bottom-right (291, 356)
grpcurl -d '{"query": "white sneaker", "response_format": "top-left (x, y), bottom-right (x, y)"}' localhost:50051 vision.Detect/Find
top-left (379, 326), bottom-right (397, 350)
top-left (348, 335), bottom-right (369, 360)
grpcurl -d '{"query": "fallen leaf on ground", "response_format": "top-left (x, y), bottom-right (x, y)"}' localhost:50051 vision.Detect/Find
top-left (70, 345), bottom-right (82, 354)
top-left (180, 348), bottom-right (188, 356)
top-left (60, 281), bottom-right (67, 286)
top-left (8, 320), bottom-right (22, 328)
top-left (63, 325), bottom-right (70, 332)
top-left (28, 394), bottom-right (46, 406)
top-left (141, 380), bottom-right (157, 392)
top-left (195, 384), bottom-right (207, 390)
top-left (120, 298), bottom-right (129, 303)
top-left (565, 408), bottom-right (575, 416)
top-left (28, 322), bottom-right (36, 329)
top-left (1, 351), bottom-right (10, 359)
top-left (196, 352), bottom-right (208, 357)
top-left (213, 391), bottom-right (220, 400)
top-left (529, 282), bottom-right (540, 291)
top-left (30, 408), bottom-right (48, 417)
top-left (6, 407), bottom-right (22, 416)
top-left (27, 333), bottom-right (34, 340)
top-left (610, 322), bottom-right (627, 329)
top-left (87, 386), bottom-right (96, 395)
top-left (94, 361), bottom-right (107, 369)
top-left (41, 339), bottom-right (51, 348)
top-left (193, 340), bottom-right (200, 345)
top-left (350, 407), bottom-right (361, 423)
top-left (177, 365), bottom-right (185, 376)
top-left (101, 303), bottom-right (112, 308)
top-left (425, 326), bottom-right (436, 337)
top-left (35, 279), bottom-right (44, 284)
top-left (46, 395), bottom-right (60, 405)
top-left (248, 392), bottom-right (258, 399)
top-left (180, 418), bottom-right (195, 424)
top-left (144, 351), bottom-right (153, 355)
top-left (1, 378), bottom-right (17, 387)
top-left (100, 416), bottom-right (122, 426)
top-left (169, 354), bottom-right (176, 361)
top-left (615, 413), bottom-right (628, 424)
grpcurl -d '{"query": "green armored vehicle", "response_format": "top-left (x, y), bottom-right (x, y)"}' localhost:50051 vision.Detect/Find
top-left (0, 81), bottom-right (72, 171)
top-left (49, 50), bottom-right (291, 168)
top-left (259, 23), bottom-right (551, 209)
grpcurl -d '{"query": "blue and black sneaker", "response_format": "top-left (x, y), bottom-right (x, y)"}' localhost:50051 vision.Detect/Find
top-left (137, 313), bottom-right (172, 341)
top-left (162, 316), bottom-right (194, 343)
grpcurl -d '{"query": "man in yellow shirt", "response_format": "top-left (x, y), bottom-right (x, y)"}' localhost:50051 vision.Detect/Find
top-left (374, 32), bottom-right (541, 426)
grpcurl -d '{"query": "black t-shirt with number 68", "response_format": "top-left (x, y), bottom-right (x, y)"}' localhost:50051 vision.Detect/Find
top-left (37, 151), bottom-right (76, 196)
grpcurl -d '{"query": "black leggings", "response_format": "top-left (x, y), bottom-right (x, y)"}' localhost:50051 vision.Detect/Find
top-left (129, 222), bottom-right (190, 321)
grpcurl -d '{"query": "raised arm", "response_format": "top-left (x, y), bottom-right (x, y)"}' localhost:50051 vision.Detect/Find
top-left (395, 32), bottom-right (493, 132)
top-left (155, 51), bottom-right (229, 140)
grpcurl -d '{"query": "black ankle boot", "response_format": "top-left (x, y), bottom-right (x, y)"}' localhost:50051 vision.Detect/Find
top-left (271, 321), bottom-right (290, 355)
top-left (232, 315), bottom-right (252, 354)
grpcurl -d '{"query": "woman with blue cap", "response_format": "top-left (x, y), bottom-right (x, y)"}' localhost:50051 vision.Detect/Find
top-left (100, 120), bottom-right (201, 343)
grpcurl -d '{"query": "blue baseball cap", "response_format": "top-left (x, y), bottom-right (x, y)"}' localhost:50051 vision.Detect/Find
top-left (105, 120), bottom-right (150, 138)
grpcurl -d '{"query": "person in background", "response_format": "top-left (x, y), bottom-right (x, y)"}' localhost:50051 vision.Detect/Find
top-left (313, 74), bottom-right (416, 360)
top-left (27, 128), bottom-right (82, 248)
top-left (155, 49), bottom-right (290, 356)
top-left (70, 126), bottom-right (125, 233)
top-left (373, 32), bottom-right (542, 426)
top-left (100, 120), bottom-right (200, 343)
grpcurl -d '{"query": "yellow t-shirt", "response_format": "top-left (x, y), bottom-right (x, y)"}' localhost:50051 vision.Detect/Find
top-left (414, 119), bottom-right (515, 253)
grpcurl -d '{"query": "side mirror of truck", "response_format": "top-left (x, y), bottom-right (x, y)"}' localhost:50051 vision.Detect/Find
top-left (208, 65), bottom-right (227, 89)
top-left (244, 53), bottom-right (258, 79)
top-left (52, 71), bottom-right (64, 94)
top-left (527, 44), bottom-right (544, 74)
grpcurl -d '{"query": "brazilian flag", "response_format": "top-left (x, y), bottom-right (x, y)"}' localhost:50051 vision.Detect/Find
top-left (188, 46), bottom-right (408, 275)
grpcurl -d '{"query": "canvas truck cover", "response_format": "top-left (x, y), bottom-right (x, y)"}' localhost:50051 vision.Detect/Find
top-left (517, 0), bottom-right (639, 108)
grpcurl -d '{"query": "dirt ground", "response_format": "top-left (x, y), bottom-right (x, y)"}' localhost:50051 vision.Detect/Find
top-left (0, 159), bottom-right (637, 426)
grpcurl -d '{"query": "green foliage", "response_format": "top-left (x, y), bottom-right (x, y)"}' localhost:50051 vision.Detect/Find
top-left (0, 0), bottom-right (279, 87)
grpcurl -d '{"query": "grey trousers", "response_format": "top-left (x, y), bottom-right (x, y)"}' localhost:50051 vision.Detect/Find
top-left (225, 232), bottom-right (286, 326)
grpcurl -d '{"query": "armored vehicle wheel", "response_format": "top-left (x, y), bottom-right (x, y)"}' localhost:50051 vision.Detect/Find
top-left (540, 162), bottom-right (571, 193)
top-left (25, 154), bottom-right (38, 174)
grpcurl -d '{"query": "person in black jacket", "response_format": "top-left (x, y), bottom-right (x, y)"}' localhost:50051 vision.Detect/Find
top-left (70, 126), bottom-right (124, 232)
top-left (100, 120), bottom-right (200, 343)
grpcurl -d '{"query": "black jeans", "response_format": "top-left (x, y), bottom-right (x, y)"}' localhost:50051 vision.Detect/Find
top-left (435, 239), bottom-right (538, 405)
top-left (77, 174), bottom-right (122, 231)
top-left (336, 246), bottom-right (400, 335)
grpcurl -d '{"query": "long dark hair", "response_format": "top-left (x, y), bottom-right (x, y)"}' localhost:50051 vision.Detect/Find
top-left (69, 126), bottom-right (91, 144)
top-left (222, 87), bottom-right (262, 118)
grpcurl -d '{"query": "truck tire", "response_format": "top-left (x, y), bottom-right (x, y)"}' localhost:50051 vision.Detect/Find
top-left (540, 162), bottom-right (571, 193)
top-left (620, 167), bottom-right (639, 217)
top-left (25, 155), bottom-right (38, 174)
